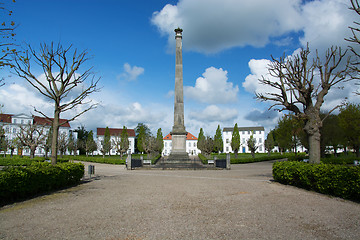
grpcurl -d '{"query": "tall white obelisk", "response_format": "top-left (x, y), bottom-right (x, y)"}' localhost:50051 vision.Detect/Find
top-left (169, 27), bottom-right (189, 161)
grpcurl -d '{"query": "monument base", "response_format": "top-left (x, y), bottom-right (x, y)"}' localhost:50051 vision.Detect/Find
top-left (155, 152), bottom-right (205, 169)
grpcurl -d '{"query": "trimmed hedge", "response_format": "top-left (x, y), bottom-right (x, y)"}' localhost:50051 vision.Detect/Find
top-left (0, 162), bottom-right (84, 206)
top-left (273, 161), bottom-right (360, 201)
top-left (0, 156), bottom-right (69, 166)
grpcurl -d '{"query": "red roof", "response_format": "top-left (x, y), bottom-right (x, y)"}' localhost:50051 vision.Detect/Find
top-left (97, 128), bottom-right (136, 137)
top-left (33, 116), bottom-right (71, 128)
top-left (0, 114), bottom-right (70, 127)
top-left (163, 132), bottom-right (198, 140)
top-left (0, 114), bottom-right (12, 123)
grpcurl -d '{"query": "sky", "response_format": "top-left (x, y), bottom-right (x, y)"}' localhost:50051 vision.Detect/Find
top-left (0, 0), bottom-right (359, 137)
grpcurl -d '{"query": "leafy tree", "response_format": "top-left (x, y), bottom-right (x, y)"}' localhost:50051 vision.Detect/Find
top-left (100, 127), bottom-right (111, 157)
top-left (265, 130), bottom-right (275, 155)
top-left (74, 125), bottom-right (89, 155)
top-left (256, 45), bottom-right (351, 163)
top-left (142, 135), bottom-right (157, 159)
top-left (13, 43), bottom-right (100, 165)
top-left (85, 130), bottom-right (97, 156)
top-left (247, 133), bottom-right (258, 158)
top-left (274, 115), bottom-right (303, 154)
top-left (155, 128), bottom-right (164, 154)
top-left (201, 136), bottom-right (214, 157)
top-left (135, 123), bottom-right (150, 153)
top-left (320, 113), bottom-right (344, 157)
top-left (17, 122), bottom-right (46, 158)
top-left (197, 128), bottom-right (205, 153)
top-left (112, 126), bottom-right (129, 157)
top-left (231, 123), bottom-right (240, 158)
top-left (67, 131), bottom-right (77, 156)
top-left (213, 125), bottom-right (223, 153)
top-left (339, 103), bottom-right (360, 157)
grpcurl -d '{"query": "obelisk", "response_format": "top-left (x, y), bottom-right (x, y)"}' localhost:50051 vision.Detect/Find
top-left (168, 27), bottom-right (189, 161)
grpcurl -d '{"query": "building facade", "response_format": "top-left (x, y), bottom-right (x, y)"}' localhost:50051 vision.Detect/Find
top-left (96, 128), bottom-right (136, 155)
top-left (162, 132), bottom-right (201, 156)
top-left (223, 126), bottom-right (265, 154)
top-left (0, 113), bottom-right (73, 156)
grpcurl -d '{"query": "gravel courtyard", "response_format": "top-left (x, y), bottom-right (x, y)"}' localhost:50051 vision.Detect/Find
top-left (0, 161), bottom-right (359, 240)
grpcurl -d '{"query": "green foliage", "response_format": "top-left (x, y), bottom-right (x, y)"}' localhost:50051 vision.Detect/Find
top-left (247, 133), bottom-right (258, 158)
top-left (86, 130), bottom-right (97, 155)
top-left (273, 161), bottom-right (360, 201)
top-left (197, 128), bottom-right (205, 152)
top-left (198, 153), bottom-right (208, 164)
top-left (265, 130), bottom-right (275, 154)
top-left (74, 125), bottom-right (89, 155)
top-left (213, 125), bottom-right (223, 153)
top-left (274, 115), bottom-right (303, 153)
top-left (119, 126), bottom-right (130, 156)
top-left (0, 162), bottom-right (84, 205)
top-left (231, 123), bottom-right (240, 157)
top-left (155, 128), bottom-right (164, 153)
top-left (0, 155), bottom-right (68, 166)
top-left (339, 103), bottom-right (360, 157)
top-left (135, 123), bottom-right (150, 153)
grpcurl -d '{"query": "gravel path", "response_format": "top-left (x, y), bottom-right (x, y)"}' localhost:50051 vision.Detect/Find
top-left (1, 161), bottom-right (359, 240)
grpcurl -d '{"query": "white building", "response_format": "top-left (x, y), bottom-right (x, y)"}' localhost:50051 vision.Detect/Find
top-left (96, 127), bottom-right (136, 155)
top-left (162, 132), bottom-right (201, 156)
top-left (223, 126), bottom-right (265, 154)
top-left (0, 113), bottom-right (74, 156)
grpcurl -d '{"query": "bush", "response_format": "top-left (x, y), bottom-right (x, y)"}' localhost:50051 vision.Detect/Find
top-left (0, 162), bottom-right (84, 206)
top-left (273, 161), bottom-right (360, 201)
top-left (0, 156), bottom-right (69, 166)
top-left (198, 153), bottom-right (208, 164)
top-left (60, 155), bottom-right (126, 165)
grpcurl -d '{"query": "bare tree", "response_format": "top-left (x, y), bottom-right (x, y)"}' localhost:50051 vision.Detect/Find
top-left (256, 45), bottom-right (351, 163)
top-left (58, 132), bottom-right (68, 158)
top-left (17, 123), bottom-right (46, 159)
top-left (12, 43), bottom-right (100, 164)
top-left (112, 127), bottom-right (129, 158)
top-left (347, 0), bottom-right (360, 94)
top-left (247, 134), bottom-right (258, 158)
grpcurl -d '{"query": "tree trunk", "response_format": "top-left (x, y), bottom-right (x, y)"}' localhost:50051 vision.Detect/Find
top-left (51, 108), bottom-right (60, 165)
top-left (308, 131), bottom-right (321, 164)
top-left (234, 150), bottom-right (238, 159)
top-left (354, 145), bottom-right (360, 158)
top-left (30, 146), bottom-right (36, 159)
top-left (251, 150), bottom-right (255, 158)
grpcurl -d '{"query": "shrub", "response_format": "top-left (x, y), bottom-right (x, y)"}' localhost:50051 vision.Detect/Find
top-left (198, 153), bottom-right (208, 164)
top-left (273, 161), bottom-right (360, 201)
top-left (0, 162), bottom-right (84, 206)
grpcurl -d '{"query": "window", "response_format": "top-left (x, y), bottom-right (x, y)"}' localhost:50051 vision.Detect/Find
top-left (21, 120), bottom-right (24, 124)
top-left (165, 142), bottom-right (167, 147)
top-left (226, 147), bottom-right (229, 152)
top-left (226, 139), bottom-right (229, 143)
top-left (248, 131), bottom-right (250, 134)
top-left (13, 128), bottom-right (16, 133)
top-left (259, 146), bottom-right (262, 151)
top-left (242, 138), bottom-right (245, 144)
top-left (193, 142), bottom-right (196, 147)
top-left (13, 119), bottom-right (17, 124)
top-left (188, 142), bottom-right (191, 147)
top-left (5, 127), bottom-right (9, 133)
top-left (242, 131), bottom-right (245, 135)
top-left (259, 138), bottom-right (262, 143)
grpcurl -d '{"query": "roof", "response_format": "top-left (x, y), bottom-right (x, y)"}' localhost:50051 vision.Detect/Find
top-left (33, 116), bottom-right (71, 128)
top-left (223, 126), bottom-right (265, 132)
top-left (0, 114), bottom-right (12, 123)
top-left (163, 132), bottom-right (198, 140)
top-left (0, 113), bottom-right (71, 127)
top-left (97, 128), bottom-right (136, 137)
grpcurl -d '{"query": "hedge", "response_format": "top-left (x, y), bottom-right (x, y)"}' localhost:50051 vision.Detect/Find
top-left (0, 156), bottom-right (69, 166)
top-left (0, 162), bottom-right (84, 206)
top-left (273, 161), bottom-right (360, 201)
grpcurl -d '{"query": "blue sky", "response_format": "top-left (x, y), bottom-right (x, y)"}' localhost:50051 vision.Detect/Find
top-left (1, 0), bottom-right (359, 137)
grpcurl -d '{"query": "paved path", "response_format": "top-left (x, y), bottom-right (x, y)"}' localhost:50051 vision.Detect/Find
top-left (0, 161), bottom-right (359, 240)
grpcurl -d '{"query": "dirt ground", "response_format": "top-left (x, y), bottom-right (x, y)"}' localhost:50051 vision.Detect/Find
top-left (0, 161), bottom-right (359, 240)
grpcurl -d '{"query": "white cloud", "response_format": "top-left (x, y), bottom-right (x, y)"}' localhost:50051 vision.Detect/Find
top-left (243, 59), bottom-right (275, 95)
top-left (185, 67), bottom-right (238, 104)
top-left (189, 105), bottom-right (238, 122)
top-left (119, 63), bottom-right (144, 81)
top-left (152, 0), bottom-right (356, 54)
top-left (299, 0), bottom-right (356, 52)
top-left (151, 0), bottom-right (303, 53)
